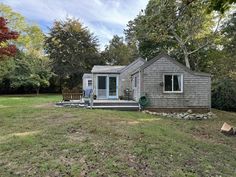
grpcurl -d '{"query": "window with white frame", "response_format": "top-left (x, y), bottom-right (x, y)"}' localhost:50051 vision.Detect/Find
top-left (164, 74), bottom-right (183, 92)
top-left (87, 79), bottom-right (92, 87)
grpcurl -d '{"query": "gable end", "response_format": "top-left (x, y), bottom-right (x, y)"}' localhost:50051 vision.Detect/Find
top-left (140, 53), bottom-right (210, 77)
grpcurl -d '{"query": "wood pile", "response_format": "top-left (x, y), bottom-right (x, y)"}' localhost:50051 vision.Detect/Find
top-left (220, 122), bottom-right (236, 135)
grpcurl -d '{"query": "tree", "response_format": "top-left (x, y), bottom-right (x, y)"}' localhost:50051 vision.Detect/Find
top-left (101, 35), bottom-right (138, 65)
top-left (207, 0), bottom-right (236, 13)
top-left (0, 3), bottom-right (45, 58)
top-left (45, 18), bottom-right (102, 88)
top-left (221, 12), bottom-right (236, 79)
top-left (212, 78), bottom-right (236, 111)
top-left (9, 53), bottom-right (52, 94)
top-left (0, 4), bottom-right (52, 94)
top-left (0, 56), bottom-right (15, 82)
top-left (203, 12), bottom-right (236, 80)
top-left (0, 17), bottom-right (19, 59)
top-left (125, 0), bottom-right (218, 69)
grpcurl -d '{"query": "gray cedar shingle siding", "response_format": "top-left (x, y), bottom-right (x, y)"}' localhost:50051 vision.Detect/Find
top-left (140, 54), bottom-right (211, 109)
top-left (119, 58), bottom-right (145, 96)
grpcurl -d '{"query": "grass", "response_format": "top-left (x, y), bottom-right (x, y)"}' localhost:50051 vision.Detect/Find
top-left (0, 94), bottom-right (235, 177)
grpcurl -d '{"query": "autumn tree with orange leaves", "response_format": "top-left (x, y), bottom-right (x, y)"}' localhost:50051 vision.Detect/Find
top-left (0, 16), bottom-right (19, 59)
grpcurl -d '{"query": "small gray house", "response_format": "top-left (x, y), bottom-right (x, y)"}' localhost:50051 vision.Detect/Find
top-left (83, 53), bottom-right (211, 111)
top-left (83, 58), bottom-right (145, 99)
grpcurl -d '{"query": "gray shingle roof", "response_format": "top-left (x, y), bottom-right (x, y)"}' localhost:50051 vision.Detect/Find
top-left (82, 73), bottom-right (92, 78)
top-left (91, 65), bottom-right (126, 73)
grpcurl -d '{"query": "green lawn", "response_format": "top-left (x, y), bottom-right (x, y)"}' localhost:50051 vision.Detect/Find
top-left (0, 95), bottom-right (235, 177)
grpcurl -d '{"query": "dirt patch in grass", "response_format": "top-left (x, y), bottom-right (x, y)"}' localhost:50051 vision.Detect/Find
top-left (0, 130), bottom-right (40, 144)
top-left (0, 105), bottom-right (11, 108)
top-left (127, 120), bottom-right (140, 125)
top-left (33, 103), bottom-right (54, 109)
top-left (67, 128), bottom-right (91, 143)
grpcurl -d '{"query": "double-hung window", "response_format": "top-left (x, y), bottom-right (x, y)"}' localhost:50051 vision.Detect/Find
top-left (87, 79), bottom-right (92, 87)
top-left (163, 74), bottom-right (183, 93)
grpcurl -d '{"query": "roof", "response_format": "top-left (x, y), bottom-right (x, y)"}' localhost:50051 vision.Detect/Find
top-left (138, 53), bottom-right (211, 77)
top-left (82, 73), bottom-right (92, 78)
top-left (91, 65), bottom-right (126, 73)
top-left (120, 57), bottom-right (146, 73)
top-left (131, 68), bottom-right (140, 76)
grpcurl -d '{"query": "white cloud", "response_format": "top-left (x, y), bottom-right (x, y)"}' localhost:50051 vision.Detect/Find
top-left (1, 0), bottom-right (148, 49)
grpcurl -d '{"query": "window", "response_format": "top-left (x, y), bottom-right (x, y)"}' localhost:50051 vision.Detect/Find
top-left (134, 76), bottom-right (137, 88)
top-left (87, 79), bottom-right (92, 87)
top-left (164, 74), bottom-right (183, 93)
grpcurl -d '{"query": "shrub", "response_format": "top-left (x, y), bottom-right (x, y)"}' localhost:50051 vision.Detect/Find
top-left (212, 78), bottom-right (236, 111)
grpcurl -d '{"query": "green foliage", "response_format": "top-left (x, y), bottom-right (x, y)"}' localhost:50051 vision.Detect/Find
top-left (0, 4), bottom-right (51, 93)
top-left (221, 12), bottom-right (236, 53)
top-left (212, 78), bottom-right (236, 111)
top-left (45, 18), bottom-right (102, 88)
top-left (125, 0), bottom-right (216, 69)
top-left (0, 3), bottom-right (45, 58)
top-left (101, 35), bottom-right (138, 65)
top-left (0, 57), bottom-right (15, 82)
top-left (207, 0), bottom-right (236, 13)
top-left (203, 12), bottom-right (236, 80)
top-left (8, 53), bottom-right (52, 94)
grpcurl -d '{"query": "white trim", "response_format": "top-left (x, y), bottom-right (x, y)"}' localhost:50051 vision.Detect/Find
top-left (138, 71), bottom-right (141, 100)
top-left (163, 73), bottom-right (183, 93)
top-left (108, 76), bottom-right (118, 99)
top-left (86, 79), bottom-right (92, 87)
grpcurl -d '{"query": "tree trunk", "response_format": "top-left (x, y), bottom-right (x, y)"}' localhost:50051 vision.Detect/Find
top-left (36, 88), bottom-right (39, 96)
top-left (184, 51), bottom-right (191, 69)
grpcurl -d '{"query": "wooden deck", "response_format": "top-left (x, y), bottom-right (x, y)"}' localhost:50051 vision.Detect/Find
top-left (56, 99), bottom-right (140, 111)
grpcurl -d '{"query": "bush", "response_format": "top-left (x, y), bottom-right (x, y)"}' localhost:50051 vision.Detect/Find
top-left (212, 78), bottom-right (236, 111)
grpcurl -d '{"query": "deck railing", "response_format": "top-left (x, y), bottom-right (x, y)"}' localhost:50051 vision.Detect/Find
top-left (62, 88), bottom-right (83, 101)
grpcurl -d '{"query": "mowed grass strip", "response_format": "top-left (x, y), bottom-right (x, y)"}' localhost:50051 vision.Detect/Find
top-left (0, 95), bottom-right (235, 176)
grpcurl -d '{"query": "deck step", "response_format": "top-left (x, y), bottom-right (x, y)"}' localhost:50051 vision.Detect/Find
top-left (56, 100), bottom-right (139, 111)
top-left (93, 102), bottom-right (138, 106)
top-left (92, 105), bottom-right (139, 111)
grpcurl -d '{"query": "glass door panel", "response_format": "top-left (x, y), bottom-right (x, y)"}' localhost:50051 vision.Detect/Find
top-left (97, 76), bottom-right (107, 99)
top-left (109, 77), bottom-right (117, 98)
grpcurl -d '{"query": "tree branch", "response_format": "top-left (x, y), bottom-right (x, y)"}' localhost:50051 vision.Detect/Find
top-left (188, 40), bottom-right (209, 55)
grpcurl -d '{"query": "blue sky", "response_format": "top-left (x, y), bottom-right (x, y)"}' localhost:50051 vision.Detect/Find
top-left (1, 0), bottom-right (148, 50)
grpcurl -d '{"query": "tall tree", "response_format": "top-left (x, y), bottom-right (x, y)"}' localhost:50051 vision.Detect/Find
top-left (0, 4), bottom-right (52, 93)
top-left (45, 18), bottom-right (101, 88)
top-left (0, 17), bottom-right (19, 59)
top-left (217, 12), bottom-right (236, 79)
top-left (101, 35), bottom-right (138, 65)
top-left (125, 0), bottom-right (218, 69)
top-left (0, 3), bottom-right (45, 58)
top-left (9, 53), bottom-right (52, 94)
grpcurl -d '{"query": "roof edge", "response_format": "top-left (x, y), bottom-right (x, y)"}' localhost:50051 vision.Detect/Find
top-left (120, 57), bottom-right (146, 73)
